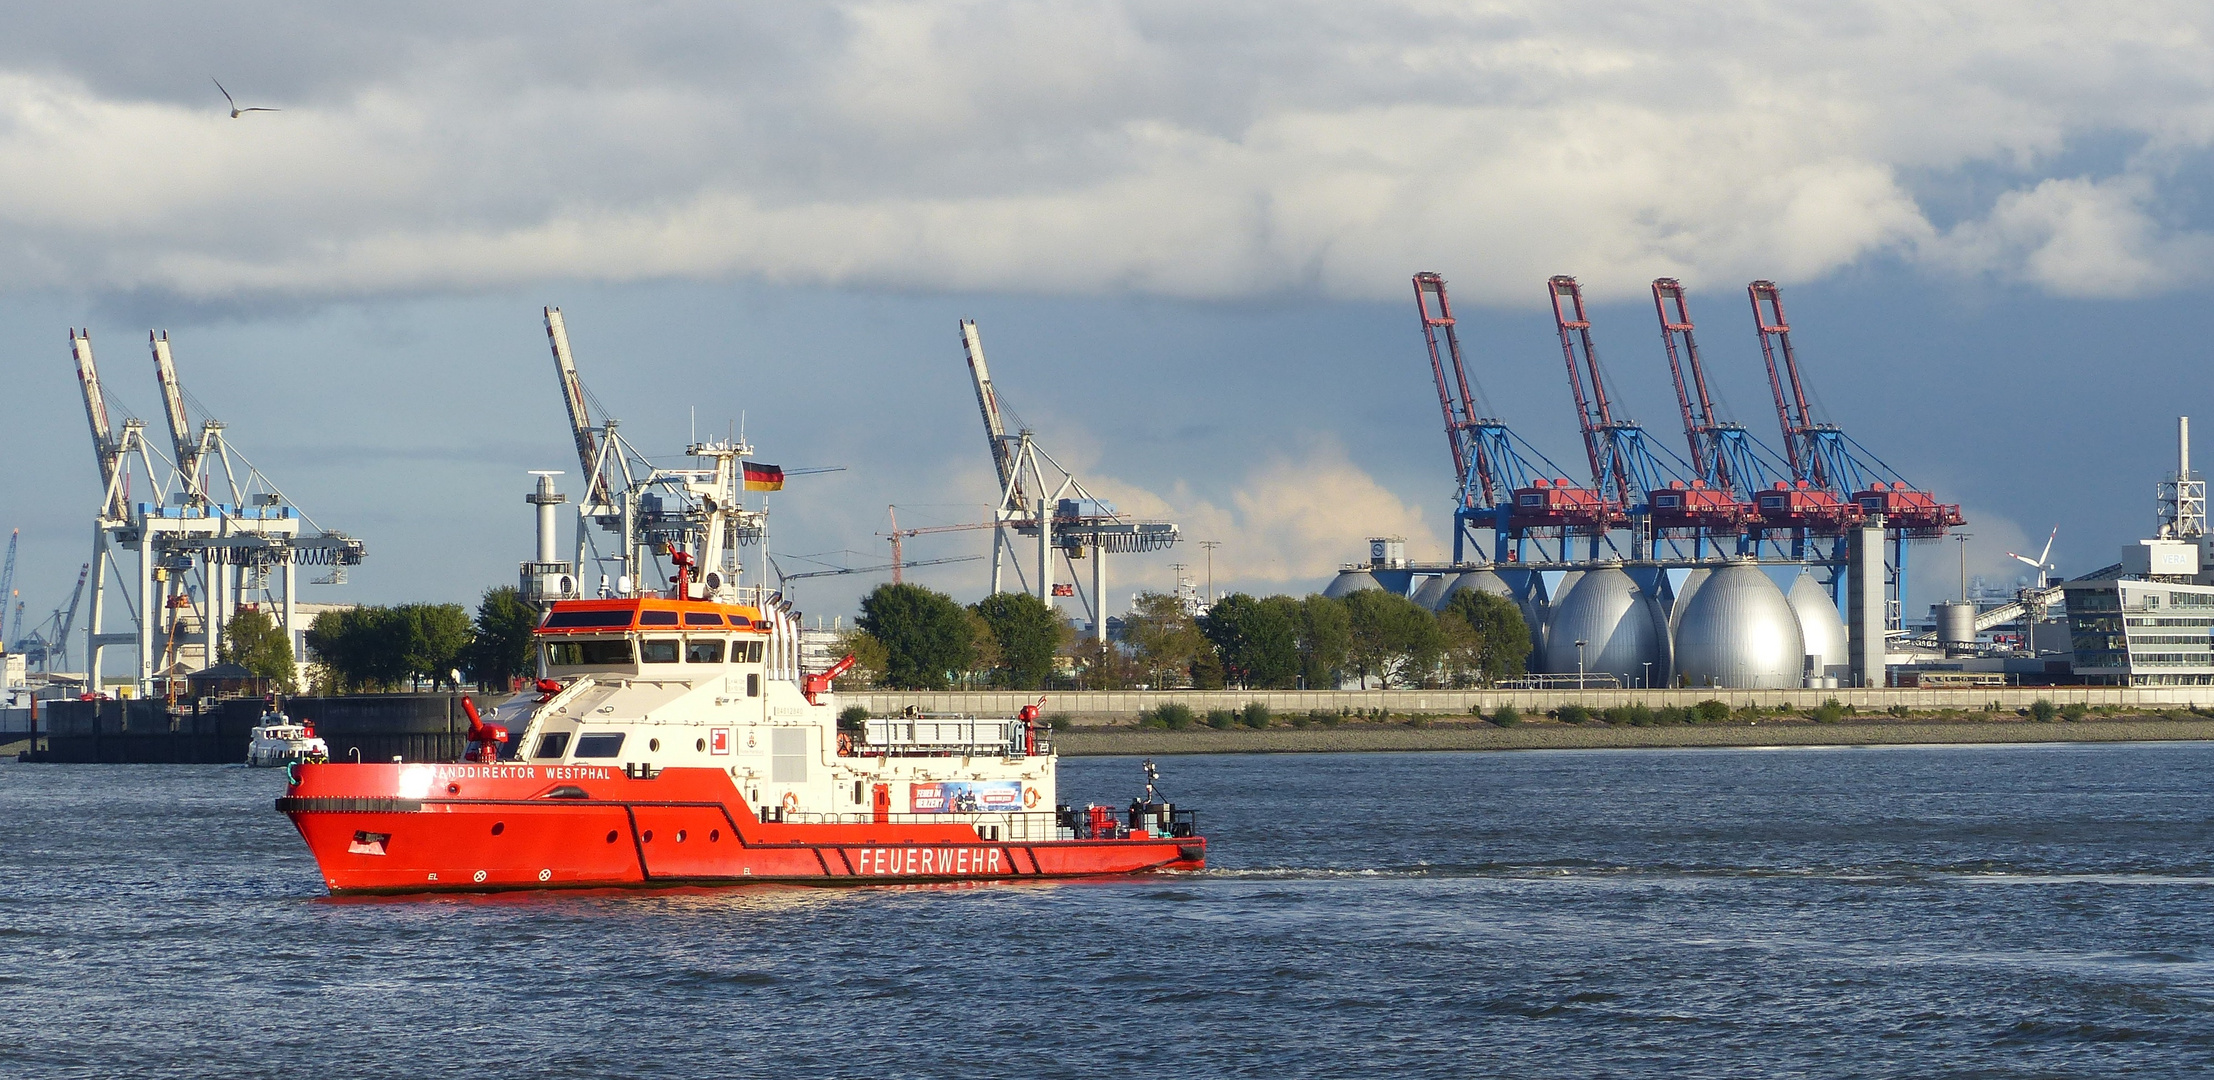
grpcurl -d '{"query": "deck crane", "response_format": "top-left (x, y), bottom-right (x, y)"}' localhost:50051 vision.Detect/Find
top-left (1748, 280), bottom-right (1962, 625)
top-left (1411, 272), bottom-right (1589, 563)
top-left (1548, 276), bottom-right (1731, 557)
top-left (959, 319), bottom-right (1178, 640)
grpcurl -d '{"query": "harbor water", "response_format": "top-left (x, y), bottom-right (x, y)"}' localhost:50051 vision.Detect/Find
top-left (6, 743), bottom-right (2214, 1077)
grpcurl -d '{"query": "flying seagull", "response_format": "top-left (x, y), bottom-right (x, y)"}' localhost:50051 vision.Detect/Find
top-left (212, 78), bottom-right (279, 118)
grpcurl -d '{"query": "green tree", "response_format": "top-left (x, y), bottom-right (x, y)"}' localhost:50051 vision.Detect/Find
top-left (832, 629), bottom-right (889, 689)
top-left (1342, 589), bottom-right (1444, 688)
top-left (305, 606), bottom-right (376, 692)
top-left (1440, 589), bottom-right (1531, 685)
top-left (858, 583), bottom-right (977, 690)
top-left (220, 608), bottom-right (298, 692)
top-left (1295, 594), bottom-right (1352, 689)
top-left (970, 591), bottom-right (1067, 689)
top-left (466, 586), bottom-right (539, 689)
top-left (397, 603), bottom-right (473, 690)
top-left (1199, 593), bottom-right (1301, 689)
top-left (1124, 591), bottom-right (1205, 689)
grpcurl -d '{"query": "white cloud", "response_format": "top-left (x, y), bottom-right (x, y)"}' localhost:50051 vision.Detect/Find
top-left (3, 2), bottom-right (2214, 303)
top-left (1085, 442), bottom-right (1446, 594)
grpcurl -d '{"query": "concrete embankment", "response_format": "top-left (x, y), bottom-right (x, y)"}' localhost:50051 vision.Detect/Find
top-left (853, 686), bottom-right (2214, 722)
top-left (1048, 717), bottom-right (2214, 756)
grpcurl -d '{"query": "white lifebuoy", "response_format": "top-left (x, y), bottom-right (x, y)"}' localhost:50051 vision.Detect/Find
top-left (780, 791), bottom-right (800, 814)
top-left (1023, 787), bottom-right (1039, 809)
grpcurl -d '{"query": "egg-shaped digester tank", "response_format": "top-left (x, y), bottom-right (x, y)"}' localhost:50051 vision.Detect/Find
top-left (1410, 574), bottom-right (1456, 611)
top-left (1786, 571), bottom-right (1848, 677)
top-left (1672, 559), bottom-right (1807, 689)
top-left (1322, 569), bottom-right (1382, 598)
top-left (1668, 566), bottom-right (1713, 636)
top-left (1541, 565), bottom-right (1666, 684)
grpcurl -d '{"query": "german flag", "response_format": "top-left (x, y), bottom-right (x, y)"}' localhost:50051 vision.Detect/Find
top-left (742, 462), bottom-right (784, 491)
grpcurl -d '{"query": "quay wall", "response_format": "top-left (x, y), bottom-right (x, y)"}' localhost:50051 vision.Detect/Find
top-left (852, 686), bottom-right (2214, 722)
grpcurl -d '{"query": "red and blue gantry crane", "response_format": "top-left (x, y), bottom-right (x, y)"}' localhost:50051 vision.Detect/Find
top-left (1413, 272), bottom-right (1601, 564)
top-left (1748, 280), bottom-right (1962, 624)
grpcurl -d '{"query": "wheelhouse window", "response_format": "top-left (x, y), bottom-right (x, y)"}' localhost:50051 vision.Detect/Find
top-left (545, 639), bottom-right (635, 666)
top-left (686, 640), bottom-right (725, 664)
top-left (684, 612), bottom-right (725, 626)
top-left (638, 610), bottom-right (679, 626)
top-left (533, 732), bottom-right (571, 759)
top-left (737, 640), bottom-right (764, 663)
top-left (640, 639), bottom-right (680, 664)
top-left (573, 733), bottom-right (625, 758)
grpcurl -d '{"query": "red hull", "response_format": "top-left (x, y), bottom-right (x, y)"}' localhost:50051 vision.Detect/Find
top-left (279, 762), bottom-right (1204, 895)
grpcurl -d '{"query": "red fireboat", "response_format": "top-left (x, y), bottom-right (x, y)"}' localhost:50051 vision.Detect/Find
top-left (277, 594), bottom-right (1204, 895)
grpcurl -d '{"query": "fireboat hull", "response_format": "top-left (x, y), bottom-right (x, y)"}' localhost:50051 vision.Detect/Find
top-left (279, 763), bottom-right (1205, 895)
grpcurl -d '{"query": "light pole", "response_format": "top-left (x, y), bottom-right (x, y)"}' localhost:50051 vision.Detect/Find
top-left (1198, 540), bottom-right (1220, 606)
top-left (1642, 661), bottom-right (1652, 690)
top-left (1575, 638), bottom-right (1588, 690)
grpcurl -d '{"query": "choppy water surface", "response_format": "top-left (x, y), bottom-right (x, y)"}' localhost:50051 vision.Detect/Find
top-left (7, 742), bottom-right (2214, 1077)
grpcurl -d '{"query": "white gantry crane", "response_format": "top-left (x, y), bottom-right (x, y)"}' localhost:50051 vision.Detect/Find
top-left (541, 307), bottom-right (771, 608)
top-left (959, 319), bottom-right (1179, 641)
top-left (72, 330), bottom-right (365, 696)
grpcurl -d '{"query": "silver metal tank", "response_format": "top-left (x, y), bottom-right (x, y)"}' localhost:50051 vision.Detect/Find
top-left (1933, 600), bottom-right (1977, 656)
top-left (1541, 564), bottom-right (1666, 684)
top-left (1322, 569), bottom-right (1382, 598)
top-left (1410, 574), bottom-right (1456, 611)
top-left (1668, 567), bottom-right (1713, 637)
top-left (1672, 559), bottom-right (1806, 689)
top-left (1787, 571), bottom-right (1849, 680)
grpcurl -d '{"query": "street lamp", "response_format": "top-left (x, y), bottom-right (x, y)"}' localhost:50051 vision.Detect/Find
top-left (1642, 661), bottom-right (1652, 690)
top-left (1575, 638), bottom-right (1588, 690)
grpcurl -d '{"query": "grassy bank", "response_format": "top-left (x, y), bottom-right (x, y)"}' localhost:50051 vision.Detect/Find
top-left (1053, 715), bottom-right (2214, 755)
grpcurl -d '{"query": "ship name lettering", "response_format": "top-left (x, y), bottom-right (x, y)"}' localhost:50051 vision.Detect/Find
top-left (856, 847), bottom-right (1000, 875)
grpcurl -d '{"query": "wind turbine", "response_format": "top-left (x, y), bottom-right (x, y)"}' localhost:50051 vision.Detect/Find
top-left (2007, 527), bottom-right (2058, 590)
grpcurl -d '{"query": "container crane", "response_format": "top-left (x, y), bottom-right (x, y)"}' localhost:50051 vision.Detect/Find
top-left (958, 320), bottom-right (1178, 641)
top-left (1548, 276), bottom-right (1730, 557)
top-left (1648, 279), bottom-right (1789, 553)
top-left (0, 529), bottom-right (14, 647)
top-left (1748, 280), bottom-right (1962, 626)
top-left (1411, 272), bottom-right (1589, 563)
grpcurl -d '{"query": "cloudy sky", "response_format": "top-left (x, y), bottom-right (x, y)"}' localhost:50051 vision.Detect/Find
top-left (3, 2), bottom-right (2212, 657)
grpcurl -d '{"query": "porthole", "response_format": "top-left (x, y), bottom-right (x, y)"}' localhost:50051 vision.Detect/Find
top-left (649, 738), bottom-right (662, 752)
top-left (605, 830), bottom-right (619, 843)
top-left (676, 830), bottom-right (688, 843)
top-left (710, 829), bottom-right (721, 842)
top-left (490, 822), bottom-right (505, 836)
top-left (696, 738), bottom-right (706, 752)
top-left (643, 830), bottom-right (654, 843)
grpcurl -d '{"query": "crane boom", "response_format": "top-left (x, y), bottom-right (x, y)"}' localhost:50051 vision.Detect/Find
top-left (149, 331), bottom-right (203, 490)
top-left (0, 529), bottom-right (14, 646)
top-left (543, 308), bottom-right (611, 507)
top-left (1413, 273), bottom-right (1498, 507)
top-left (960, 320), bottom-right (1020, 502)
top-left (72, 330), bottom-right (128, 520)
top-left (1748, 280), bottom-right (1818, 484)
top-left (1652, 279), bottom-right (1716, 481)
top-left (56, 562), bottom-right (88, 652)
top-left (1549, 276), bottom-right (1631, 506)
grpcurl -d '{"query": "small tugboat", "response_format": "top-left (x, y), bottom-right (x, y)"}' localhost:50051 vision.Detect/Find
top-left (246, 712), bottom-right (329, 767)
top-left (275, 452), bottom-right (1204, 894)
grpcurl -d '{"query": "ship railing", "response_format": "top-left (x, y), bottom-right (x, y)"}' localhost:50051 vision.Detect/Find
top-left (767, 809), bottom-right (1072, 842)
top-left (762, 805), bottom-right (1198, 843)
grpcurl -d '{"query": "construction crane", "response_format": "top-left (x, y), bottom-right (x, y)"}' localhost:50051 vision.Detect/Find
top-left (882, 506), bottom-right (1004, 585)
top-left (1548, 276), bottom-right (1727, 557)
top-left (1748, 281), bottom-right (1962, 625)
top-left (958, 320), bottom-right (1178, 640)
top-left (1411, 272), bottom-right (1588, 563)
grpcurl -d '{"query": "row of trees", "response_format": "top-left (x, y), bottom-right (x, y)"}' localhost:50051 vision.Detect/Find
top-left (845, 582), bottom-right (1531, 692)
top-left (301, 587), bottom-right (541, 693)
